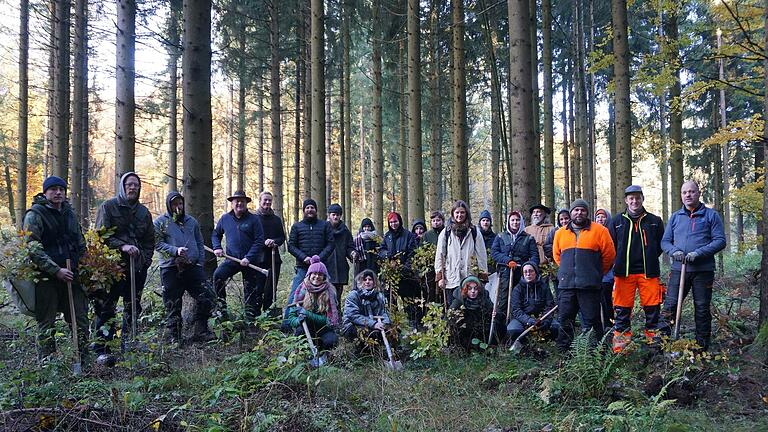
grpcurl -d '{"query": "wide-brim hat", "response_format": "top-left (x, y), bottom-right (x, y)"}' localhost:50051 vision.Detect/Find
top-left (227, 190), bottom-right (252, 203)
top-left (529, 204), bottom-right (552, 215)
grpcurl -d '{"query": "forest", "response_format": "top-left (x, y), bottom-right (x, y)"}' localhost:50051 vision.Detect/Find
top-left (1, 0), bottom-right (768, 430)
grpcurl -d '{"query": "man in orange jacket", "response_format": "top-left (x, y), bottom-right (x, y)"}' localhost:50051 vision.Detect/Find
top-left (553, 199), bottom-right (616, 352)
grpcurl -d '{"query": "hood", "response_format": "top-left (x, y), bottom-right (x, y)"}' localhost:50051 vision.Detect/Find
top-left (359, 218), bottom-right (375, 233)
top-left (118, 171), bottom-right (141, 204)
top-left (32, 193), bottom-right (49, 206)
top-left (354, 269), bottom-right (380, 291)
top-left (165, 191), bottom-right (183, 215)
top-left (506, 210), bottom-right (526, 236)
top-left (411, 219), bottom-right (427, 232)
top-left (595, 208), bottom-right (612, 227)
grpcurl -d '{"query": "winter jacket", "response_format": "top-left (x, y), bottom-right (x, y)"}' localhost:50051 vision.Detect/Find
top-left (354, 219), bottom-right (380, 275)
top-left (342, 289), bottom-right (390, 334)
top-left (524, 222), bottom-right (555, 265)
top-left (381, 213), bottom-right (418, 269)
top-left (411, 219), bottom-right (428, 246)
top-left (23, 194), bottom-right (86, 277)
top-left (553, 220), bottom-right (616, 290)
top-left (423, 227), bottom-right (443, 246)
top-left (255, 210), bottom-right (286, 265)
top-left (288, 217), bottom-right (334, 269)
top-left (327, 220), bottom-right (355, 285)
top-left (608, 209), bottom-right (664, 278)
top-left (154, 192), bottom-right (205, 268)
top-left (543, 227), bottom-right (558, 261)
top-left (449, 289), bottom-right (496, 331)
top-left (212, 210), bottom-right (265, 263)
top-left (434, 225), bottom-right (488, 289)
top-left (95, 172), bottom-right (154, 269)
top-left (596, 209), bottom-right (615, 283)
top-left (491, 231), bottom-right (539, 281)
top-left (510, 263), bottom-right (556, 327)
top-left (480, 228), bottom-right (497, 252)
top-left (661, 203), bottom-right (726, 272)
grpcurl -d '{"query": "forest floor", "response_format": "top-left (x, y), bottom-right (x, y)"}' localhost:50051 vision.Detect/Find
top-left (1, 251), bottom-right (767, 431)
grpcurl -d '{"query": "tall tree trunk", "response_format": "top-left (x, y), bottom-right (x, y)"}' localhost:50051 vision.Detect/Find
top-left (294, 59), bottom-right (301, 223)
top-left (666, 11), bottom-right (684, 205)
top-left (360, 106), bottom-right (367, 213)
top-left (659, 94), bottom-right (669, 221)
top-left (717, 30), bottom-right (731, 251)
top-left (608, 99), bottom-right (617, 210)
top-left (4, 147), bottom-right (15, 221)
top-left (562, 75), bottom-right (571, 207)
top-left (237, 74), bottom-right (246, 191)
top-left (568, 58), bottom-right (581, 197)
top-left (167, 0), bottom-right (181, 193)
top-left (576, 0), bottom-right (593, 207)
top-left (257, 73), bottom-right (265, 192)
top-left (542, 0), bottom-right (554, 215)
top-left (428, 0), bottom-right (441, 212)
top-left (115, 0), bottom-right (134, 190)
top-left (16, 0), bottom-right (29, 227)
top-left (372, 0), bottom-right (384, 230)
top-left (407, 0), bottom-right (424, 223)
top-left (45, 1), bottom-right (55, 181)
top-left (451, 0), bottom-right (468, 202)
top-left (398, 39), bottom-right (409, 221)
top-left (342, 0), bottom-right (352, 217)
top-left (530, 0), bottom-right (541, 202)
top-left (300, 2), bottom-right (311, 200)
top-left (612, 0), bottom-right (632, 211)
top-left (310, 0), bottom-right (326, 217)
top-left (70, 0), bottom-right (87, 219)
top-left (760, 0), bottom-right (768, 328)
top-left (509, 0), bottom-right (536, 212)
top-left (226, 81), bottom-right (233, 211)
top-left (325, 79), bottom-right (332, 206)
top-left (270, 0), bottom-right (283, 217)
top-left (587, 0), bottom-right (597, 205)
top-left (480, 0), bottom-right (501, 223)
top-left (182, 0), bottom-right (214, 248)
top-left (53, 0), bottom-right (71, 181)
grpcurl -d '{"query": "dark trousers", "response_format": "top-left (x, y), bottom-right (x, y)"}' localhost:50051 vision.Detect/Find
top-left (213, 260), bottom-right (264, 320)
top-left (256, 258), bottom-right (281, 310)
top-left (35, 279), bottom-right (89, 358)
top-left (497, 270), bottom-right (521, 323)
top-left (92, 267), bottom-right (148, 353)
top-left (661, 270), bottom-right (714, 350)
top-left (160, 266), bottom-right (214, 333)
top-left (556, 288), bottom-right (603, 352)
top-left (507, 318), bottom-right (560, 343)
top-left (333, 283), bottom-right (345, 310)
top-left (293, 323), bottom-right (338, 352)
top-left (599, 281), bottom-right (614, 328)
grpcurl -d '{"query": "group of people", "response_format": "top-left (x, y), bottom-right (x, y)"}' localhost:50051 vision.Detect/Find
top-left (23, 171), bottom-right (725, 366)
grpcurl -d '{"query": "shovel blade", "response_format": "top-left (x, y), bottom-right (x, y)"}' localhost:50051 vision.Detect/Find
top-left (510, 340), bottom-right (524, 354)
top-left (73, 362), bottom-right (82, 375)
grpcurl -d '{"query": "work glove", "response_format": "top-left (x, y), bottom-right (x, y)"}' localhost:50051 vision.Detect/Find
top-left (478, 272), bottom-right (489, 283)
top-left (685, 251), bottom-right (699, 263)
top-left (672, 251), bottom-right (685, 262)
top-left (507, 260), bottom-right (518, 269)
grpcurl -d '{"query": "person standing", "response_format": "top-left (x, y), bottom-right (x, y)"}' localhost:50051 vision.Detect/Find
top-left (594, 208), bottom-right (614, 328)
top-left (553, 199), bottom-right (616, 352)
top-left (287, 199), bottom-right (334, 306)
top-left (411, 219), bottom-right (428, 245)
top-left (93, 172), bottom-right (155, 354)
top-left (478, 210), bottom-right (497, 252)
top-left (326, 203), bottom-right (355, 307)
top-left (423, 211), bottom-right (445, 246)
top-left (524, 204), bottom-right (555, 268)
top-left (254, 191), bottom-right (286, 311)
top-left (154, 191), bottom-right (215, 343)
top-left (490, 210), bottom-right (538, 322)
top-left (660, 181), bottom-right (726, 351)
top-left (212, 190), bottom-right (265, 320)
top-left (24, 176), bottom-right (88, 360)
top-left (353, 218), bottom-right (380, 275)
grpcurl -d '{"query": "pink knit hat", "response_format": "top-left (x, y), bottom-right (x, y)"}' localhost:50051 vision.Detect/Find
top-left (307, 255), bottom-right (329, 279)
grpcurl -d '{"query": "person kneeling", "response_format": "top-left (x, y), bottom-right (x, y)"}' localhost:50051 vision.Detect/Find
top-left (507, 263), bottom-right (559, 344)
top-left (342, 270), bottom-right (392, 350)
top-left (285, 256), bottom-right (340, 359)
top-left (450, 276), bottom-right (503, 350)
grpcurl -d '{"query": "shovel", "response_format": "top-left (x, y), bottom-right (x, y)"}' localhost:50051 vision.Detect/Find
top-left (375, 316), bottom-right (403, 370)
top-left (65, 260), bottom-right (82, 375)
top-left (510, 305), bottom-right (558, 354)
top-left (505, 274), bottom-right (514, 325)
top-left (301, 320), bottom-right (326, 367)
top-left (204, 245), bottom-right (270, 275)
top-left (130, 255), bottom-right (137, 343)
top-left (488, 278), bottom-right (502, 346)
top-left (673, 261), bottom-right (687, 339)
top-left (271, 248), bottom-right (278, 306)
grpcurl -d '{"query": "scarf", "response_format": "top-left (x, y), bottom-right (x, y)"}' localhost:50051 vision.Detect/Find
top-left (627, 207), bottom-right (645, 219)
top-left (256, 207), bottom-right (275, 216)
top-left (295, 280), bottom-right (339, 326)
top-left (452, 220), bottom-right (470, 240)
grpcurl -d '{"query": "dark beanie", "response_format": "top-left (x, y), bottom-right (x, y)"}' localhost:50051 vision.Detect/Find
top-left (303, 198), bottom-right (318, 210)
top-left (43, 176), bottom-right (67, 192)
top-left (570, 199), bottom-right (589, 213)
top-left (327, 203), bottom-right (343, 215)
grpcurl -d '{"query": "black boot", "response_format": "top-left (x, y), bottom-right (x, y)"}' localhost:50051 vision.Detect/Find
top-left (192, 320), bottom-right (215, 343)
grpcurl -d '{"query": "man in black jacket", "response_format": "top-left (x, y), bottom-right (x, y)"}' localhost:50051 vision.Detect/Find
top-left (326, 203), bottom-right (355, 307)
top-left (93, 172), bottom-right (154, 354)
top-left (287, 199), bottom-right (334, 305)
top-left (254, 191), bottom-right (286, 311)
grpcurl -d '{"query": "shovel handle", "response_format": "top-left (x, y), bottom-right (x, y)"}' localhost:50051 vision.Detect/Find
top-left (204, 246), bottom-right (270, 275)
top-left (673, 262), bottom-right (686, 339)
top-left (65, 259), bottom-right (81, 373)
top-left (489, 277), bottom-right (502, 345)
top-left (375, 317), bottom-right (397, 368)
top-left (513, 305), bottom-right (559, 345)
top-left (301, 320), bottom-right (319, 357)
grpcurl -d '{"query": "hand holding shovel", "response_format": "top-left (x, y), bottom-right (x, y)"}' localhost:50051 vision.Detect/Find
top-left (205, 246), bottom-right (269, 275)
top-left (374, 316), bottom-right (403, 371)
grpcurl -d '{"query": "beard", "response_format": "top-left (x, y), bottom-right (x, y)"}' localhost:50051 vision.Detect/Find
top-left (531, 214), bottom-right (545, 225)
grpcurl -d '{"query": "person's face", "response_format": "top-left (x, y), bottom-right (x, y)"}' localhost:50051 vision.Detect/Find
top-left (480, 218), bottom-right (491, 230)
top-left (466, 283), bottom-right (480, 299)
top-left (389, 218), bottom-right (400, 231)
top-left (328, 212), bottom-right (341, 225)
top-left (232, 198), bottom-right (248, 215)
top-left (508, 214), bottom-right (521, 232)
top-left (414, 225), bottom-right (426, 236)
top-left (558, 213), bottom-right (571, 227)
top-left (123, 177), bottom-right (140, 201)
top-left (260, 194), bottom-right (273, 211)
top-left (304, 204), bottom-right (317, 218)
top-left (309, 272), bottom-right (325, 285)
top-left (625, 193), bottom-right (644, 213)
top-left (522, 265), bottom-right (537, 282)
top-left (453, 208), bottom-right (467, 223)
top-left (362, 275), bottom-right (375, 289)
top-left (170, 197), bottom-right (184, 214)
top-left (681, 182), bottom-right (701, 208)
top-left (531, 209), bottom-right (544, 223)
top-left (595, 213), bottom-right (607, 226)
top-left (431, 216), bottom-right (444, 230)
top-left (571, 207), bottom-right (587, 225)
top-left (363, 224), bottom-right (373, 232)
top-left (44, 186), bottom-right (66, 205)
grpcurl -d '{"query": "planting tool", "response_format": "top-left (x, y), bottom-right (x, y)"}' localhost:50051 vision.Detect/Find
top-left (204, 245), bottom-right (269, 275)
top-left (505, 275), bottom-right (514, 325)
top-left (673, 262), bottom-right (687, 339)
top-left (130, 254), bottom-right (137, 342)
top-left (510, 305), bottom-right (558, 355)
top-left (488, 278), bottom-right (501, 345)
top-left (375, 316), bottom-right (403, 370)
top-left (65, 259), bottom-right (81, 375)
top-left (302, 320), bottom-right (326, 367)
top-left (271, 248), bottom-right (277, 305)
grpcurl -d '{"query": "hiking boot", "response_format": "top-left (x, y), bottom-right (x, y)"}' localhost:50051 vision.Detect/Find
top-left (164, 323), bottom-right (181, 345)
top-left (192, 320), bottom-right (215, 343)
top-left (644, 329), bottom-right (661, 347)
top-left (612, 330), bottom-right (632, 354)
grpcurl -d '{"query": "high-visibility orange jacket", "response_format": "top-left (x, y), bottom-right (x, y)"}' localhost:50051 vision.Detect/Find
top-left (553, 220), bottom-right (616, 290)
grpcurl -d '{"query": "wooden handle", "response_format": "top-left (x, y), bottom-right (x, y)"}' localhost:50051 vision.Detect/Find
top-left (204, 245), bottom-right (269, 275)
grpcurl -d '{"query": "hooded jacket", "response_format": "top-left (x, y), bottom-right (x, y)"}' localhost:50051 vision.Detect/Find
top-left (212, 205), bottom-right (265, 263)
top-left (510, 262), bottom-right (556, 327)
top-left (608, 207), bottom-right (664, 278)
top-left (288, 215), bottom-right (335, 269)
top-left (154, 192), bottom-right (205, 269)
top-left (95, 172), bottom-right (154, 269)
top-left (354, 218), bottom-right (380, 274)
top-left (342, 271), bottom-right (390, 333)
top-left (23, 194), bottom-right (86, 277)
top-left (595, 209), bottom-right (615, 283)
top-left (491, 211), bottom-right (539, 279)
top-left (661, 202), bottom-right (726, 272)
top-left (381, 212), bottom-right (418, 269)
top-left (327, 219), bottom-right (355, 285)
top-left (553, 219), bottom-right (616, 290)
top-left (411, 219), bottom-right (428, 245)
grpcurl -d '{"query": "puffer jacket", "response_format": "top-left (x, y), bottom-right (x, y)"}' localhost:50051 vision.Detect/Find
top-left (661, 203), bottom-right (726, 272)
top-left (327, 220), bottom-right (355, 285)
top-left (23, 194), bottom-right (86, 276)
top-left (608, 208), bottom-right (664, 278)
top-left (154, 192), bottom-right (205, 268)
top-left (510, 263), bottom-right (556, 327)
top-left (95, 172), bottom-right (154, 269)
top-left (288, 217), bottom-right (334, 269)
top-left (553, 219), bottom-right (615, 290)
top-left (434, 225), bottom-right (488, 289)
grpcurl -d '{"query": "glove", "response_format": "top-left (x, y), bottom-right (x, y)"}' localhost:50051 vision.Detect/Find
top-left (685, 251), bottom-right (699, 263)
top-left (672, 251), bottom-right (685, 262)
top-left (478, 272), bottom-right (489, 283)
top-left (507, 261), bottom-right (518, 269)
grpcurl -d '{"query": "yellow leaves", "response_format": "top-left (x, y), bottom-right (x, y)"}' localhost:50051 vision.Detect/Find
top-left (150, 414), bottom-right (167, 431)
top-left (702, 114), bottom-right (764, 149)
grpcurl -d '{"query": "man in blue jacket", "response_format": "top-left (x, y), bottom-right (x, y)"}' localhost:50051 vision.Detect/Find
top-left (660, 181), bottom-right (726, 351)
top-left (212, 190), bottom-right (265, 321)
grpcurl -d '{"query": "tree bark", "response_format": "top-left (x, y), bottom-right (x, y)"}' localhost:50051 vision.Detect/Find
top-left (407, 0), bottom-right (424, 223)
top-left (508, 0), bottom-right (536, 212)
top-left (16, 0), bottom-right (29, 227)
top-left (237, 73), bottom-right (246, 191)
top-left (270, 0), bottom-right (283, 218)
top-left (70, 0), bottom-right (87, 220)
top-left (310, 0), bottom-right (326, 217)
top-left (562, 74), bottom-right (571, 207)
top-left (451, 0), bottom-right (468, 202)
top-left (167, 0), bottom-right (181, 194)
top-left (542, 0), bottom-right (554, 216)
top-left (115, 0), bottom-right (134, 191)
top-left (530, 0), bottom-right (541, 202)
top-left (342, 0), bottom-right (352, 218)
top-left (182, 0), bottom-right (214, 249)
top-left (612, 0), bottom-right (632, 211)
top-left (761, 0), bottom-right (768, 328)
top-left (45, 1), bottom-right (55, 180)
top-left (53, 0), bottom-right (71, 181)
top-left (576, 0), bottom-right (593, 207)
top-left (294, 56), bottom-right (301, 223)
top-left (372, 0), bottom-right (384, 231)
top-left (300, 2), bottom-right (311, 200)
top-left (666, 11), bottom-right (683, 205)
top-left (427, 0), bottom-right (441, 212)
top-left (257, 73), bottom-right (265, 192)
top-left (717, 30), bottom-right (731, 251)
top-left (398, 39), bottom-right (409, 222)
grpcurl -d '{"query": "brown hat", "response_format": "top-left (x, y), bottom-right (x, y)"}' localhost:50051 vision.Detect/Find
top-left (227, 190), bottom-right (252, 203)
